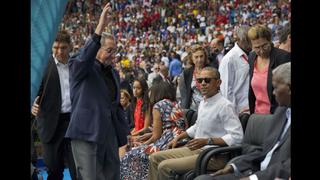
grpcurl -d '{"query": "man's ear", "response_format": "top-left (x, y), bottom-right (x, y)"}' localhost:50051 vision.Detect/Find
top-left (217, 79), bottom-right (222, 87)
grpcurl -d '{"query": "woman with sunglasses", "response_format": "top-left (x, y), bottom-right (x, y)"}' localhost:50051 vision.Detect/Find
top-left (247, 25), bottom-right (290, 114)
top-left (179, 44), bottom-right (210, 111)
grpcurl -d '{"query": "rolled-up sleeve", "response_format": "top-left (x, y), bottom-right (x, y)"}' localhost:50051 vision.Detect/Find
top-left (186, 123), bottom-right (197, 138)
top-left (220, 103), bottom-right (244, 146)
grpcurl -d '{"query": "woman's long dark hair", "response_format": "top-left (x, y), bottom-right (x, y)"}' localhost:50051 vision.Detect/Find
top-left (149, 81), bottom-right (176, 108)
top-left (131, 78), bottom-right (150, 113)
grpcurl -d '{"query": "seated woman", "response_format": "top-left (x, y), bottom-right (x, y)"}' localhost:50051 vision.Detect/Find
top-left (120, 81), bottom-right (188, 180)
top-left (131, 78), bottom-right (152, 136)
top-left (119, 89), bottom-right (134, 158)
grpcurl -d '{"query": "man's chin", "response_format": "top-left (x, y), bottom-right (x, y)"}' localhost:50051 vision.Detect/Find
top-left (201, 91), bottom-right (207, 95)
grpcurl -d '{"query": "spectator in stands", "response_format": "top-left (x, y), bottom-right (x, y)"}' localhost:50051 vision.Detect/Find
top-left (149, 67), bottom-right (243, 180)
top-left (121, 89), bottom-right (134, 130)
top-left (210, 38), bottom-right (226, 65)
top-left (247, 25), bottom-right (290, 115)
top-left (195, 62), bottom-right (291, 180)
top-left (147, 62), bottom-right (161, 88)
top-left (278, 23), bottom-right (291, 53)
top-left (219, 25), bottom-right (252, 115)
top-left (152, 61), bottom-right (172, 86)
top-left (179, 44), bottom-right (210, 111)
top-left (169, 54), bottom-right (183, 80)
top-left (131, 78), bottom-right (152, 136)
top-left (119, 68), bottom-right (133, 96)
top-left (119, 89), bottom-right (134, 158)
top-left (121, 81), bottom-right (187, 180)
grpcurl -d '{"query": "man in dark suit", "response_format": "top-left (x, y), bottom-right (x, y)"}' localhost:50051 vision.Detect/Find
top-left (65, 3), bottom-right (129, 180)
top-left (208, 38), bottom-right (225, 69)
top-left (31, 31), bottom-right (77, 180)
top-left (195, 62), bottom-right (291, 180)
top-left (152, 61), bottom-right (172, 86)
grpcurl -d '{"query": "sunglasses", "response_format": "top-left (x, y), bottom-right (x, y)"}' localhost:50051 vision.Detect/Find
top-left (101, 47), bottom-right (118, 54)
top-left (196, 77), bottom-right (217, 84)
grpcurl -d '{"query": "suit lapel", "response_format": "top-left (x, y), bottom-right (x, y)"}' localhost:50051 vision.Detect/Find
top-left (264, 107), bottom-right (287, 153)
top-left (277, 126), bottom-right (290, 148)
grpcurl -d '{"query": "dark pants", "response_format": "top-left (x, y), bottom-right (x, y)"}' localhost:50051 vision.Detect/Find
top-left (42, 113), bottom-right (77, 180)
top-left (195, 173), bottom-right (242, 180)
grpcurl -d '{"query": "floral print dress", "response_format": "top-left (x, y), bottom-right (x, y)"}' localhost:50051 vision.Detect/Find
top-left (120, 99), bottom-right (187, 180)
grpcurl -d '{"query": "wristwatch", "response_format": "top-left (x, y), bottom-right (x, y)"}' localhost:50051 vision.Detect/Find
top-left (207, 138), bottom-right (214, 145)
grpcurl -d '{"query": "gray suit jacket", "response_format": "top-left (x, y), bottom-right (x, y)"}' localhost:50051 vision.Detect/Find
top-left (66, 34), bottom-right (129, 146)
top-left (234, 106), bottom-right (290, 179)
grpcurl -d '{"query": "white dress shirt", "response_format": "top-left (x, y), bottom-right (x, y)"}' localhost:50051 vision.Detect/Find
top-left (219, 43), bottom-right (250, 114)
top-left (147, 71), bottom-right (159, 88)
top-left (54, 58), bottom-right (71, 113)
top-left (186, 93), bottom-right (243, 148)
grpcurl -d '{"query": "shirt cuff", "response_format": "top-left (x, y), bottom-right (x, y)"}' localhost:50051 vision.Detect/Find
top-left (92, 33), bottom-right (101, 44)
top-left (249, 174), bottom-right (258, 180)
top-left (186, 126), bottom-right (195, 138)
top-left (230, 163), bottom-right (240, 175)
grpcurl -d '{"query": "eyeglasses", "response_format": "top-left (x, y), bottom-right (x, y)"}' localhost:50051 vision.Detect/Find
top-left (101, 47), bottom-right (117, 54)
top-left (253, 42), bottom-right (270, 51)
top-left (196, 77), bottom-right (217, 84)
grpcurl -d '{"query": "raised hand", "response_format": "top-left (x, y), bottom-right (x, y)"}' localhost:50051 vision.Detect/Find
top-left (95, 3), bottom-right (112, 35)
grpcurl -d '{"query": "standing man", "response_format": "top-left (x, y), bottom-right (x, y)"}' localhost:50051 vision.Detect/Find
top-left (208, 38), bottom-right (225, 68)
top-left (31, 30), bottom-right (77, 180)
top-left (218, 25), bottom-right (252, 115)
top-left (152, 61), bottom-right (172, 86)
top-left (65, 3), bottom-right (129, 180)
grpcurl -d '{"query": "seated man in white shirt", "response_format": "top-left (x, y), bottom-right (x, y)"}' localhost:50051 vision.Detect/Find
top-left (195, 62), bottom-right (291, 180)
top-left (218, 25), bottom-right (252, 115)
top-left (148, 67), bottom-right (244, 180)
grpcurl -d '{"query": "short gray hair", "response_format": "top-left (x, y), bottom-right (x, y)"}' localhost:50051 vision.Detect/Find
top-left (100, 32), bottom-right (115, 46)
top-left (272, 62), bottom-right (291, 85)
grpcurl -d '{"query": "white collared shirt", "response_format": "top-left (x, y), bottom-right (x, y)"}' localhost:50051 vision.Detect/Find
top-left (219, 43), bottom-right (250, 114)
top-left (54, 57), bottom-right (71, 113)
top-left (186, 93), bottom-right (243, 147)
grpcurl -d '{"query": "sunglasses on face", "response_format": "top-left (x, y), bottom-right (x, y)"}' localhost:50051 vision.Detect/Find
top-left (196, 77), bottom-right (217, 84)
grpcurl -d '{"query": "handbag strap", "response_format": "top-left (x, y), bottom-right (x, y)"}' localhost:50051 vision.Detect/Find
top-left (31, 59), bottom-right (55, 129)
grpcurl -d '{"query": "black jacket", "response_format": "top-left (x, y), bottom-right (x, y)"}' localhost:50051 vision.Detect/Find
top-left (248, 47), bottom-right (290, 114)
top-left (36, 56), bottom-right (62, 143)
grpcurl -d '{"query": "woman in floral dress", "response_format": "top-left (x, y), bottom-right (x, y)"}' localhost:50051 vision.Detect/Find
top-left (120, 81), bottom-right (188, 180)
